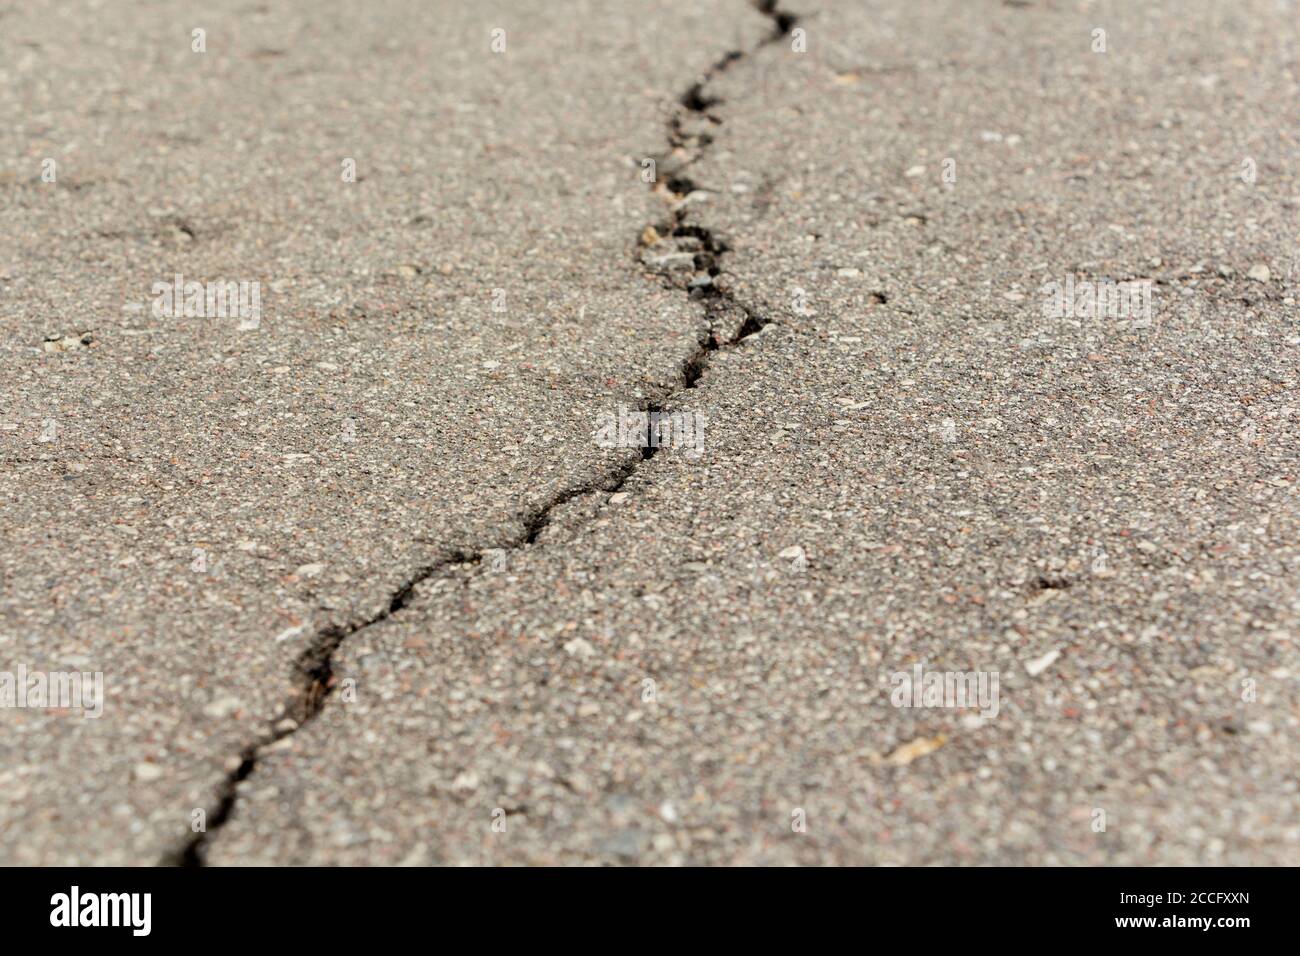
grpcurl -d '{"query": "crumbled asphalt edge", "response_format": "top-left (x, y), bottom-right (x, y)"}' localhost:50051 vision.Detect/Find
top-left (640, 0), bottom-right (798, 397)
top-left (164, 0), bottom-right (799, 866)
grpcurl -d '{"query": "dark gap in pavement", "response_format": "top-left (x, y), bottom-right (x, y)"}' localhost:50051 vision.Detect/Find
top-left (1030, 574), bottom-right (1073, 591)
top-left (165, 0), bottom-right (801, 868)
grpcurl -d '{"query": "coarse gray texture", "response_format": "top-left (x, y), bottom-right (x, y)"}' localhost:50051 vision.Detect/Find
top-left (4, 0), bottom-right (1298, 866)
top-left (0, 0), bottom-right (771, 864)
top-left (206, 0), bottom-right (1299, 865)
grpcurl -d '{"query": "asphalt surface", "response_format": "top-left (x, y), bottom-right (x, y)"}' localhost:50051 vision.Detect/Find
top-left (2, 0), bottom-right (1298, 865)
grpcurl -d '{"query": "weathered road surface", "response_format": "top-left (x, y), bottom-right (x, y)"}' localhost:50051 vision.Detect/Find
top-left (2, 0), bottom-right (1297, 865)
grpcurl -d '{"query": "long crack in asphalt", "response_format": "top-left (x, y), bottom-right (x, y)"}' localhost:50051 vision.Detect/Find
top-left (165, 0), bottom-right (800, 866)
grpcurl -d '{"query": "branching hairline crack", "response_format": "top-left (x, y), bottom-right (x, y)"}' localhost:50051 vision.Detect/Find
top-left (163, 0), bottom-right (800, 867)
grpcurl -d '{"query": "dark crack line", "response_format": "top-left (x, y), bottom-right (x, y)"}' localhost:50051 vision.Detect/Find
top-left (164, 0), bottom-right (799, 868)
top-left (641, 0), bottom-right (799, 414)
top-left (164, 451), bottom-right (642, 866)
